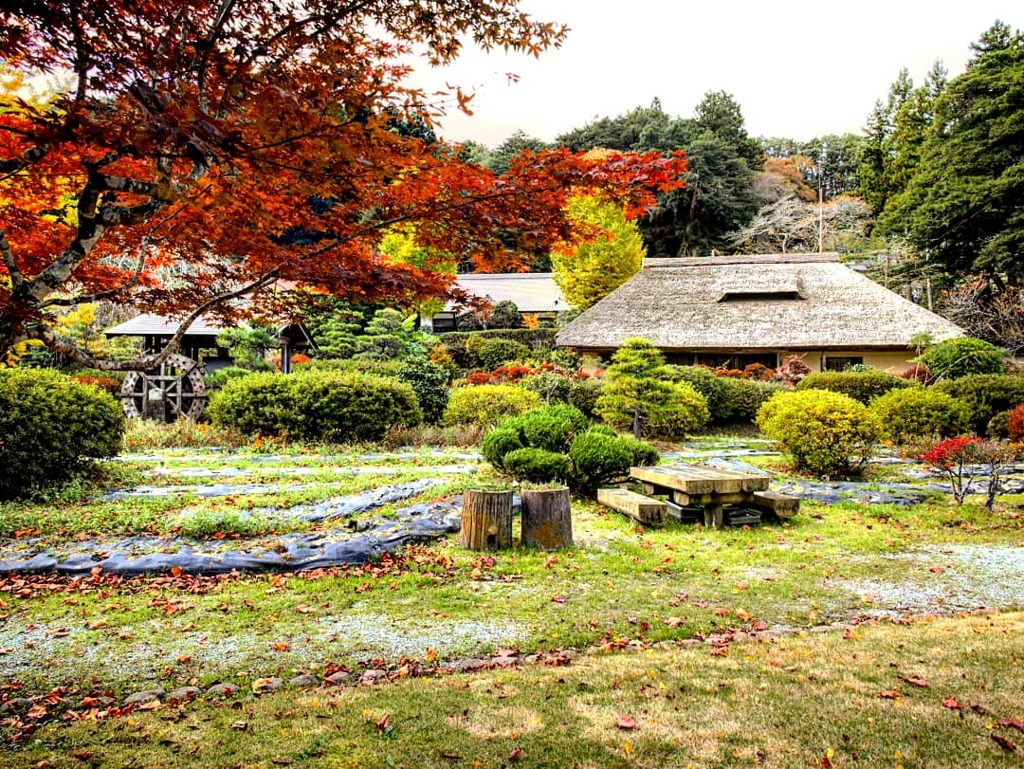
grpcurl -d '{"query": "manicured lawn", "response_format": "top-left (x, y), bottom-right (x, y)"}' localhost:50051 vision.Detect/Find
top-left (2, 440), bottom-right (1023, 766)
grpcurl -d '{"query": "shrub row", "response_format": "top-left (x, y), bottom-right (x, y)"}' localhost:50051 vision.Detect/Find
top-left (207, 371), bottom-right (421, 442)
top-left (0, 369), bottom-right (125, 499)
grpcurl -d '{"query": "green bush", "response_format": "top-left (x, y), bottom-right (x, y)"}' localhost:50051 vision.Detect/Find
top-left (286, 358), bottom-right (449, 424)
top-left (718, 378), bottom-right (785, 423)
top-left (565, 428), bottom-right (636, 495)
top-left (437, 329), bottom-right (557, 368)
top-left (520, 372), bottom-right (604, 420)
top-left (917, 337), bottom-right (1006, 380)
top-left (515, 403), bottom-right (589, 453)
top-left (502, 447), bottom-right (570, 483)
top-left (443, 384), bottom-right (542, 428)
top-left (869, 387), bottom-right (969, 445)
top-left (796, 369), bottom-right (915, 404)
top-left (934, 374), bottom-right (1024, 435)
top-left (473, 337), bottom-right (532, 370)
top-left (203, 366), bottom-right (256, 391)
top-left (596, 339), bottom-right (709, 440)
top-left (0, 368), bottom-right (125, 499)
top-left (481, 427), bottom-right (525, 470)
top-left (663, 366), bottom-right (784, 424)
top-left (756, 389), bottom-right (882, 478)
top-left (207, 371), bottom-right (420, 442)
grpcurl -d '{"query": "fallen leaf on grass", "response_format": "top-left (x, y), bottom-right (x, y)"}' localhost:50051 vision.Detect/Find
top-left (230, 721), bottom-right (248, 731)
top-left (942, 697), bottom-right (962, 710)
top-left (272, 642), bottom-right (290, 652)
top-left (551, 596), bottom-right (566, 604)
top-left (901, 676), bottom-right (928, 688)
top-left (615, 716), bottom-right (637, 730)
top-left (509, 746), bottom-right (523, 760)
top-left (876, 690), bottom-right (901, 700)
top-left (991, 734), bottom-right (1017, 752)
top-left (999, 718), bottom-right (1024, 734)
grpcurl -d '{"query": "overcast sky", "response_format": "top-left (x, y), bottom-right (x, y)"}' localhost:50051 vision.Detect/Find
top-left (410, 0), bottom-right (1022, 148)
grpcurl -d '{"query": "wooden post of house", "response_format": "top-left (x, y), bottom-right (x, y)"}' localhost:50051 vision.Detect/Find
top-left (460, 490), bottom-right (513, 551)
top-left (521, 487), bottom-right (573, 549)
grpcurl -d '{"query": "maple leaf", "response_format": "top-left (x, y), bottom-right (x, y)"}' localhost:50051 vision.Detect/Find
top-left (877, 690), bottom-right (901, 700)
top-left (615, 716), bottom-right (637, 730)
top-left (941, 697), bottom-right (962, 710)
top-left (999, 719), bottom-right (1024, 734)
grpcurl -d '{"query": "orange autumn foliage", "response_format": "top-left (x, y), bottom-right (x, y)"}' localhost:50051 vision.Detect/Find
top-left (0, 2), bottom-right (686, 369)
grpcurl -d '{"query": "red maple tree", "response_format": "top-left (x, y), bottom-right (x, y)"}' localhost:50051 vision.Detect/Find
top-left (0, 1), bottom-right (686, 369)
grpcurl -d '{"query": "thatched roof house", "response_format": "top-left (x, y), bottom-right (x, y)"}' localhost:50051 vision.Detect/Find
top-left (555, 253), bottom-right (964, 373)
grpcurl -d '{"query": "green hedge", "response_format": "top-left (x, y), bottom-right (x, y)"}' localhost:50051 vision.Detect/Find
top-left (796, 369), bottom-right (915, 404)
top-left (917, 337), bottom-right (1006, 380)
top-left (437, 329), bottom-right (557, 368)
top-left (934, 374), bottom-right (1024, 435)
top-left (295, 358), bottom-right (450, 424)
top-left (0, 368), bottom-right (125, 499)
top-left (207, 371), bottom-right (421, 442)
top-left (868, 387), bottom-right (969, 445)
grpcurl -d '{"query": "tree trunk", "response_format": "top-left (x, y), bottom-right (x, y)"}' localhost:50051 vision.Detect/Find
top-left (521, 487), bottom-right (573, 550)
top-left (460, 490), bottom-right (513, 551)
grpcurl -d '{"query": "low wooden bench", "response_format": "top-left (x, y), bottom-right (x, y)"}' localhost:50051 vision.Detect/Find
top-left (597, 488), bottom-right (667, 527)
top-left (748, 489), bottom-right (800, 520)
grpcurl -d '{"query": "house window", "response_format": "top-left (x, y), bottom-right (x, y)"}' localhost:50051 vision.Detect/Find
top-left (824, 356), bottom-right (863, 372)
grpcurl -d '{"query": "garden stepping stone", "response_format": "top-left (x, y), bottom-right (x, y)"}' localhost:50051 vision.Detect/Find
top-left (289, 673), bottom-right (320, 688)
top-left (124, 688), bottom-right (165, 706)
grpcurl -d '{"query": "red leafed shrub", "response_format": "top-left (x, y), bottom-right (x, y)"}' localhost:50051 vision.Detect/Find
top-left (290, 353), bottom-right (312, 366)
top-left (900, 363), bottom-right (935, 385)
top-left (502, 365), bottom-right (534, 382)
top-left (1008, 404), bottom-right (1024, 442)
top-left (920, 436), bottom-right (981, 469)
top-left (465, 371), bottom-right (491, 386)
top-left (744, 363), bottom-right (776, 382)
top-left (921, 436), bottom-right (1010, 509)
top-left (714, 368), bottom-right (750, 379)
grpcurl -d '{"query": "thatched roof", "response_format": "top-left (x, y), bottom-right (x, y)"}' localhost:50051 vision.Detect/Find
top-left (556, 253), bottom-right (964, 351)
top-left (446, 273), bottom-right (567, 313)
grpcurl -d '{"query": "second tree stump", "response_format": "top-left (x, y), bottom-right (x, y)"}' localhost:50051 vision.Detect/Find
top-left (521, 487), bottom-right (573, 549)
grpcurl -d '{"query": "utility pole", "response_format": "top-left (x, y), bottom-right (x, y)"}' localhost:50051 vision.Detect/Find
top-left (818, 142), bottom-right (826, 254)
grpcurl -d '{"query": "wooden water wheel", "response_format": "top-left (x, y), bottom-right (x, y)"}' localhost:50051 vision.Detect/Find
top-left (120, 353), bottom-right (207, 420)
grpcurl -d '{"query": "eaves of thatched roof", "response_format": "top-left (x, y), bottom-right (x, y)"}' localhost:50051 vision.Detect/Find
top-left (555, 253), bottom-right (964, 351)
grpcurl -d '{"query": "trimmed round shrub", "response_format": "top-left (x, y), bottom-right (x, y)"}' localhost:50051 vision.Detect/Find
top-left (0, 368), bottom-right (125, 499)
top-left (566, 428), bottom-right (634, 495)
top-left (206, 372), bottom-right (298, 437)
top-left (481, 427), bottom-right (525, 470)
top-left (917, 337), bottom-right (1006, 380)
top-left (515, 403), bottom-right (589, 453)
top-left (207, 371), bottom-right (420, 442)
top-left (756, 389), bottom-right (882, 478)
top-left (796, 369), bottom-right (914, 404)
top-left (295, 372), bottom-right (421, 442)
top-left (443, 384), bottom-right (542, 428)
top-left (934, 374), bottom-right (1024, 435)
top-left (502, 447), bottom-right (570, 483)
top-left (869, 387), bottom-right (968, 445)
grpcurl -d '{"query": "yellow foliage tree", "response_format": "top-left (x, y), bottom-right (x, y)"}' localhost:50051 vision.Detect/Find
top-left (551, 194), bottom-right (646, 311)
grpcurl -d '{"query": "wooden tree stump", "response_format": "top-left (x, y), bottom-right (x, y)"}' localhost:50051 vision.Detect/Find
top-left (521, 487), bottom-right (573, 550)
top-left (460, 490), bottom-right (513, 551)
